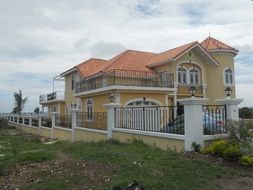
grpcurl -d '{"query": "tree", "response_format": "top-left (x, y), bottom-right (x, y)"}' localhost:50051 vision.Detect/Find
top-left (239, 107), bottom-right (253, 119)
top-left (12, 90), bottom-right (28, 115)
top-left (34, 107), bottom-right (40, 114)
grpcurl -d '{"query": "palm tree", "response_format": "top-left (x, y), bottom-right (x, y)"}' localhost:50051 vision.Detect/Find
top-left (12, 90), bottom-right (28, 115)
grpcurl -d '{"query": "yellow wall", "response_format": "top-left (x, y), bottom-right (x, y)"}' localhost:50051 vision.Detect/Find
top-left (53, 127), bottom-right (72, 141)
top-left (40, 127), bottom-right (52, 138)
top-left (82, 93), bottom-right (111, 112)
top-left (206, 53), bottom-right (236, 104)
top-left (65, 73), bottom-right (78, 114)
top-left (75, 128), bottom-right (107, 142)
top-left (113, 131), bottom-right (184, 151)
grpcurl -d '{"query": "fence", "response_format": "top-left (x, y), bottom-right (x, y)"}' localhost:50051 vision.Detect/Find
top-left (77, 112), bottom-right (107, 130)
top-left (41, 116), bottom-right (52, 128)
top-left (114, 106), bottom-right (184, 134)
top-left (203, 105), bottom-right (227, 135)
top-left (55, 115), bottom-right (72, 128)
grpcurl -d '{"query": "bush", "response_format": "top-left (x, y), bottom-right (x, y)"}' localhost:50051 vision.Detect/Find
top-left (191, 142), bottom-right (200, 152)
top-left (0, 118), bottom-right (8, 128)
top-left (223, 145), bottom-right (242, 161)
top-left (203, 140), bottom-right (228, 157)
top-left (239, 155), bottom-right (253, 166)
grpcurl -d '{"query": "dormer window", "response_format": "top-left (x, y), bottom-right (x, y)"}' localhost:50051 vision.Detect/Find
top-left (178, 67), bottom-right (187, 84)
top-left (224, 68), bottom-right (233, 85)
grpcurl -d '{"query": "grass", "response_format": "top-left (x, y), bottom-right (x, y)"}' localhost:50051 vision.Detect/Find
top-left (0, 128), bottom-right (252, 190)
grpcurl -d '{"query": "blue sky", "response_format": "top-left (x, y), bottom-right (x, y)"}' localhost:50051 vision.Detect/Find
top-left (0, 0), bottom-right (252, 113)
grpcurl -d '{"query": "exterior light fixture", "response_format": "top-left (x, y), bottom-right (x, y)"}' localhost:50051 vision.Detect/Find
top-left (109, 93), bottom-right (115, 103)
top-left (189, 86), bottom-right (197, 97)
top-left (225, 87), bottom-right (232, 98)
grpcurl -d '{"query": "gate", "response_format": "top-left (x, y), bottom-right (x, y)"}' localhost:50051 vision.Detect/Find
top-left (114, 106), bottom-right (184, 134)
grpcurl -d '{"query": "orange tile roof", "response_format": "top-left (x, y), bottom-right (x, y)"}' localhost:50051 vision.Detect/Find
top-left (74, 37), bottom-right (237, 78)
top-left (76, 58), bottom-right (108, 77)
top-left (147, 41), bottom-right (198, 66)
top-left (104, 50), bottom-right (156, 73)
top-left (201, 36), bottom-right (238, 53)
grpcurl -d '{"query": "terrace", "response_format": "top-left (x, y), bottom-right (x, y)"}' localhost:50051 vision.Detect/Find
top-left (75, 69), bottom-right (174, 94)
top-left (39, 91), bottom-right (65, 104)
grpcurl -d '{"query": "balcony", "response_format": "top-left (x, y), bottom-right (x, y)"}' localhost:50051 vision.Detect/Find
top-left (75, 69), bottom-right (174, 93)
top-left (39, 91), bottom-right (65, 103)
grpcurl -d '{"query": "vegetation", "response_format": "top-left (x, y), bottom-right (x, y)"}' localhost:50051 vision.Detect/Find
top-left (0, 128), bottom-right (253, 189)
top-left (239, 107), bottom-right (253, 119)
top-left (203, 120), bottom-right (253, 165)
top-left (11, 90), bottom-right (28, 115)
top-left (0, 118), bottom-right (8, 129)
top-left (34, 107), bottom-right (40, 114)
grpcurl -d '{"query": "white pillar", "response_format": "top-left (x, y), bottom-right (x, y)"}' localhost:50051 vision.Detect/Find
top-left (71, 109), bottom-right (80, 142)
top-left (179, 97), bottom-right (209, 151)
top-left (104, 103), bottom-right (122, 139)
top-left (51, 112), bottom-right (57, 139)
top-left (215, 98), bottom-right (243, 121)
top-left (29, 116), bottom-right (32, 127)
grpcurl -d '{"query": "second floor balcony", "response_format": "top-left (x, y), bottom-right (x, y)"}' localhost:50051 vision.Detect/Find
top-left (75, 69), bottom-right (174, 94)
top-left (39, 91), bottom-right (65, 103)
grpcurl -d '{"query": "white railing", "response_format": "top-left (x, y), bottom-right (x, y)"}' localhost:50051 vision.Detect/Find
top-left (39, 91), bottom-right (65, 103)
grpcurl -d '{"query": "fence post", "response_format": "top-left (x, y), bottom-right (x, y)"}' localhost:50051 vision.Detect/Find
top-left (179, 97), bottom-right (209, 151)
top-left (71, 109), bottom-right (79, 142)
top-left (104, 103), bottom-right (122, 139)
top-left (29, 116), bottom-right (32, 127)
top-left (38, 115), bottom-right (42, 134)
top-left (215, 98), bottom-right (243, 121)
top-left (51, 112), bottom-right (57, 139)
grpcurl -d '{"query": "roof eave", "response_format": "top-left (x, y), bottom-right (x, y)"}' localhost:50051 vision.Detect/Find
top-left (60, 67), bottom-right (77, 77)
top-left (207, 49), bottom-right (239, 56)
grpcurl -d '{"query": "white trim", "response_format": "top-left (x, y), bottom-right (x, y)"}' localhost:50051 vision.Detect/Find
top-left (41, 126), bottom-right (52, 130)
top-left (75, 85), bottom-right (175, 97)
top-left (204, 134), bottom-right (228, 140)
top-left (76, 127), bottom-right (107, 134)
top-left (124, 98), bottom-right (162, 107)
top-left (60, 67), bottom-right (77, 77)
top-left (54, 126), bottom-right (72, 132)
top-left (113, 128), bottom-right (185, 140)
top-left (30, 126), bottom-right (39, 130)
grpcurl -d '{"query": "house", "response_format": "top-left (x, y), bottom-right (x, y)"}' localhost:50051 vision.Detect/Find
top-left (39, 36), bottom-right (238, 117)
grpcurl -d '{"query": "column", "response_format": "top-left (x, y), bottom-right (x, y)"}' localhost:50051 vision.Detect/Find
top-left (179, 97), bottom-right (209, 151)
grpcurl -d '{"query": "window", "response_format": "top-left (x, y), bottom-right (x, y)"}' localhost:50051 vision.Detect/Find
top-left (86, 98), bottom-right (93, 120)
top-left (178, 68), bottom-right (187, 84)
top-left (71, 75), bottom-right (76, 90)
top-left (189, 68), bottom-right (199, 84)
top-left (224, 68), bottom-right (233, 85)
top-left (126, 100), bottom-right (159, 107)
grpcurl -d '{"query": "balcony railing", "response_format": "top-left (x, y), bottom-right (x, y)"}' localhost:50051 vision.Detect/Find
top-left (39, 91), bottom-right (65, 103)
top-left (75, 69), bottom-right (174, 93)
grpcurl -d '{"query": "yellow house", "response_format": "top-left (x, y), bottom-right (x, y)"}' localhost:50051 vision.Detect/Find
top-left (40, 36), bottom-right (238, 116)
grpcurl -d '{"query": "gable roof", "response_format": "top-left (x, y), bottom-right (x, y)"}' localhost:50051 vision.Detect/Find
top-left (201, 36), bottom-right (239, 55)
top-left (62, 36), bottom-right (237, 78)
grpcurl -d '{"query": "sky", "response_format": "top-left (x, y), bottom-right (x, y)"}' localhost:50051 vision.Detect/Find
top-left (0, 0), bottom-right (253, 113)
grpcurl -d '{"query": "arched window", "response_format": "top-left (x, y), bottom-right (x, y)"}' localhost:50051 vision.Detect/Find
top-left (224, 68), bottom-right (233, 85)
top-left (126, 100), bottom-right (159, 107)
top-left (189, 68), bottom-right (199, 84)
top-left (178, 67), bottom-right (187, 84)
top-left (86, 98), bottom-right (93, 120)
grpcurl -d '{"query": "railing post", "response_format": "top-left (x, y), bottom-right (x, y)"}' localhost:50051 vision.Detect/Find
top-left (179, 97), bottom-right (209, 151)
top-left (29, 116), bottom-right (32, 127)
top-left (215, 98), bottom-right (243, 121)
top-left (38, 115), bottom-right (42, 134)
top-left (104, 103), bottom-right (122, 139)
top-left (51, 112), bottom-right (57, 139)
top-left (71, 109), bottom-right (79, 142)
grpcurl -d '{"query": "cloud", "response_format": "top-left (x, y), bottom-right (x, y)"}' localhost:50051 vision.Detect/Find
top-left (0, 0), bottom-right (253, 112)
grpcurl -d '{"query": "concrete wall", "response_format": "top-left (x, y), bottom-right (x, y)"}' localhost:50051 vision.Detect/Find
top-left (53, 127), bottom-right (72, 141)
top-left (75, 128), bottom-right (107, 142)
top-left (113, 131), bottom-right (184, 151)
top-left (40, 127), bottom-right (52, 138)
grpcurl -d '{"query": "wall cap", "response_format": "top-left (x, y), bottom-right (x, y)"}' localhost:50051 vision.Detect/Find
top-left (215, 98), bottom-right (243, 105)
top-left (103, 103), bottom-right (122, 109)
top-left (178, 97), bottom-right (209, 105)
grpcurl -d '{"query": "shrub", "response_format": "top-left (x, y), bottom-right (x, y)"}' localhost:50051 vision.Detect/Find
top-left (0, 118), bottom-right (8, 128)
top-left (191, 142), bottom-right (200, 152)
top-left (222, 145), bottom-right (242, 161)
top-left (203, 140), bottom-right (228, 157)
top-left (239, 155), bottom-right (253, 166)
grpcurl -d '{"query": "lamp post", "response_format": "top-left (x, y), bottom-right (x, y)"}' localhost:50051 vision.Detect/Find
top-left (189, 86), bottom-right (197, 97)
top-left (225, 87), bottom-right (232, 98)
top-left (109, 93), bottom-right (115, 103)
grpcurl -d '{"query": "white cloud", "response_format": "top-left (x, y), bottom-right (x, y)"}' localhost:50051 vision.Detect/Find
top-left (0, 0), bottom-right (253, 112)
